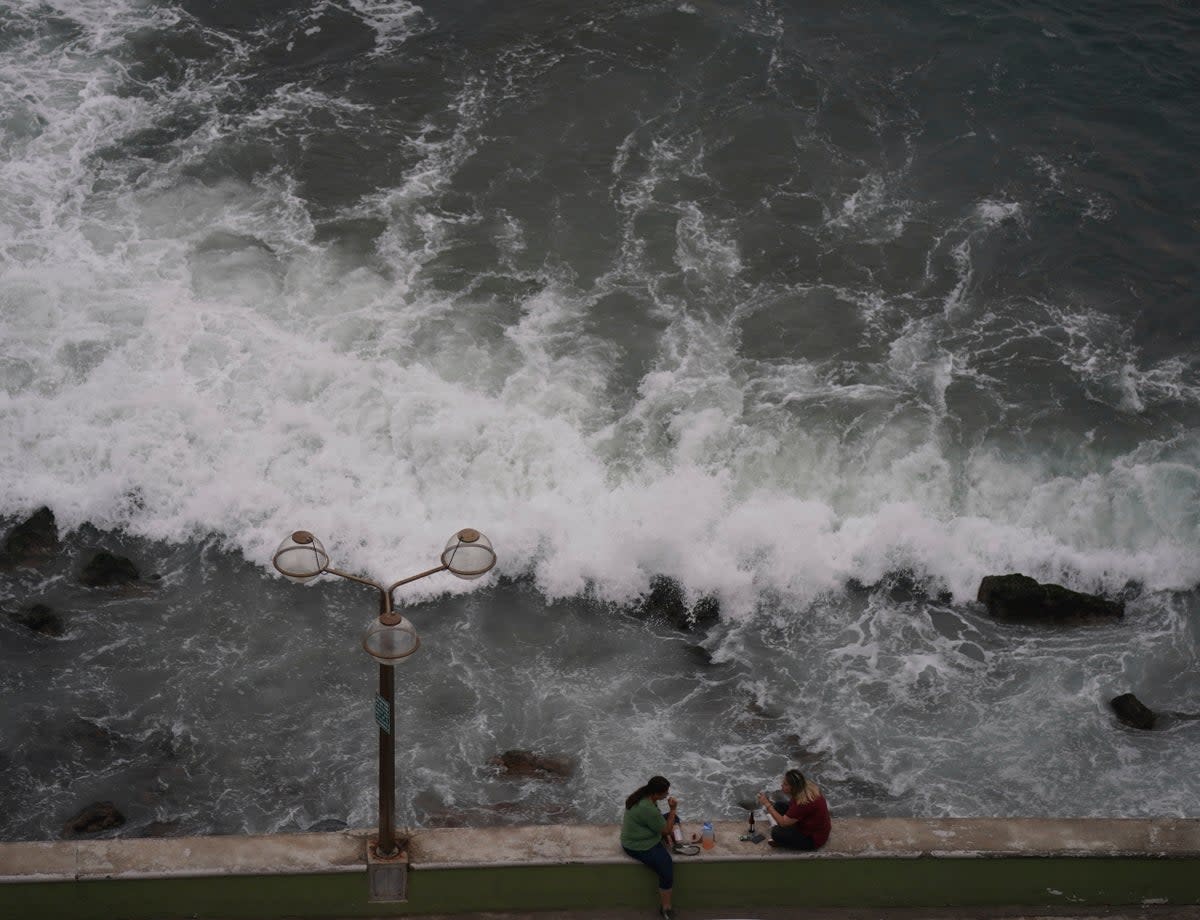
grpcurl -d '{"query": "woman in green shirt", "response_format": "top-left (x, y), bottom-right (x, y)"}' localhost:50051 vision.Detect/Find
top-left (620, 775), bottom-right (678, 920)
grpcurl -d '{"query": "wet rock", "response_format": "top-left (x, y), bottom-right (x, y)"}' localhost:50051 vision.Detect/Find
top-left (143, 726), bottom-right (194, 762)
top-left (307, 818), bottom-right (347, 832)
top-left (728, 696), bottom-right (785, 739)
top-left (976, 573), bottom-right (1124, 622)
top-left (928, 608), bottom-right (968, 640)
top-left (745, 698), bottom-right (784, 721)
top-left (635, 576), bottom-right (720, 630)
top-left (58, 717), bottom-right (131, 760)
top-left (0, 507), bottom-right (60, 568)
top-left (1110, 693), bottom-right (1156, 730)
top-left (684, 643), bottom-right (724, 667)
top-left (63, 801), bottom-right (125, 837)
top-left (487, 749), bottom-right (576, 780)
top-left (780, 739), bottom-right (829, 768)
top-left (79, 550), bottom-right (140, 587)
top-left (6, 602), bottom-right (66, 637)
top-left (691, 596), bottom-right (721, 627)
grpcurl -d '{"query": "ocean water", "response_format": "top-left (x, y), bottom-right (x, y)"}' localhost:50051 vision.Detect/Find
top-left (1, 0), bottom-right (1199, 841)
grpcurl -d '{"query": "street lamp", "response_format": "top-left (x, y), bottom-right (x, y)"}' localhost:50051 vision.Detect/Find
top-left (272, 527), bottom-right (496, 862)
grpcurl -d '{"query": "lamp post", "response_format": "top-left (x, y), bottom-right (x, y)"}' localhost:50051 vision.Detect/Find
top-left (272, 527), bottom-right (496, 860)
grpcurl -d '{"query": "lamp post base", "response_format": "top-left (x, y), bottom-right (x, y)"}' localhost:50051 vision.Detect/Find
top-left (366, 837), bottom-right (408, 903)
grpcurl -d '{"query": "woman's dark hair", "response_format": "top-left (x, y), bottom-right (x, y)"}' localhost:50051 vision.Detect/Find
top-left (625, 775), bottom-right (670, 810)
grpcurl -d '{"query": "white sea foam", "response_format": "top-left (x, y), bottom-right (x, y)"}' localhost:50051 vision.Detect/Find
top-left (829, 171), bottom-right (912, 241)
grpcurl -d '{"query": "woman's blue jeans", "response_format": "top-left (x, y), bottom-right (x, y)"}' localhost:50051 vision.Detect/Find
top-left (622, 841), bottom-right (673, 890)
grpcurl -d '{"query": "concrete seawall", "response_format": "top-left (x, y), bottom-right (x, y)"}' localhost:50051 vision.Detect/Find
top-left (1, 819), bottom-right (1198, 919)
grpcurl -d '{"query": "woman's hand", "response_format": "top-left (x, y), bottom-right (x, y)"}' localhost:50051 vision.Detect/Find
top-left (756, 792), bottom-right (769, 807)
top-left (666, 796), bottom-right (678, 811)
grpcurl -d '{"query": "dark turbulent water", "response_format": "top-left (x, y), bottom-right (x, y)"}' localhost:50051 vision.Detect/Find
top-left (2, 0), bottom-right (1199, 842)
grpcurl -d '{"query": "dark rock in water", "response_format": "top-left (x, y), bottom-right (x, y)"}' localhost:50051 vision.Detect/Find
top-left (63, 801), bottom-right (125, 837)
top-left (730, 698), bottom-right (787, 741)
top-left (58, 717), bottom-right (131, 761)
top-left (80, 550), bottom-right (140, 587)
top-left (307, 818), bottom-right (348, 832)
top-left (691, 595), bottom-right (720, 627)
top-left (487, 749), bottom-right (576, 780)
top-left (0, 507), bottom-right (60, 568)
top-left (143, 726), bottom-right (193, 761)
top-left (8, 602), bottom-right (65, 637)
top-left (1110, 693), bottom-right (1156, 730)
top-left (779, 739), bottom-right (829, 769)
top-left (635, 576), bottom-right (720, 630)
top-left (684, 643), bottom-right (735, 668)
top-left (976, 573), bottom-right (1124, 622)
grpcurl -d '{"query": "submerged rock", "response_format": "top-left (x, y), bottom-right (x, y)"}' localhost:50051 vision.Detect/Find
top-left (487, 749), bottom-right (576, 780)
top-left (63, 801), bottom-right (125, 837)
top-left (80, 551), bottom-right (140, 587)
top-left (57, 717), bottom-right (132, 760)
top-left (683, 643), bottom-right (732, 668)
top-left (7, 602), bottom-right (65, 637)
top-left (1110, 693), bottom-right (1156, 730)
top-left (976, 574), bottom-right (1124, 622)
top-left (0, 507), bottom-right (60, 568)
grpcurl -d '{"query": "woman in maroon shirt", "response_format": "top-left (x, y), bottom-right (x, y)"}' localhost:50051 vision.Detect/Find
top-left (756, 768), bottom-right (831, 850)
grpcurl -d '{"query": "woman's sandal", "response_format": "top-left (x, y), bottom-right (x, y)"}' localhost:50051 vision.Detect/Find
top-left (672, 843), bottom-right (701, 856)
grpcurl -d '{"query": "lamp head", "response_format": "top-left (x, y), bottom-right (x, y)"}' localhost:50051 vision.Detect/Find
top-left (441, 528), bottom-right (496, 580)
top-left (362, 614), bottom-right (420, 666)
top-left (273, 530), bottom-right (330, 581)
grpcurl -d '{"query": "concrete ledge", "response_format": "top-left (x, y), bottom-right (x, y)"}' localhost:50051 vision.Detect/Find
top-left (409, 819), bottom-right (1200, 868)
top-left (3, 819), bottom-right (1200, 882)
top-left (0, 831), bottom-right (365, 883)
top-left (1, 819), bottom-right (1198, 919)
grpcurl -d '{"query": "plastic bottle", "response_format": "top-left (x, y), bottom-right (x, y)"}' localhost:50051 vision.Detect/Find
top-left (701, 821), bottom-right (715, 849)
top-left (672, 822), bottom-right (683, 843)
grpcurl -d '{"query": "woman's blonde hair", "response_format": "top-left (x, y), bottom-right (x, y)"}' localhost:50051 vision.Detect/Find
top-left (785, 769), bottom-right (821, 805)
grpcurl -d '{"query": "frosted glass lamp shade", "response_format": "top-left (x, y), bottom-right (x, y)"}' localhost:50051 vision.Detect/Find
top-left (273, 531), bottom-right (329, 580)
top-left (362, 616), bottom-right (420, 665)
top-left (441, 528), bottom-right (496, 579)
